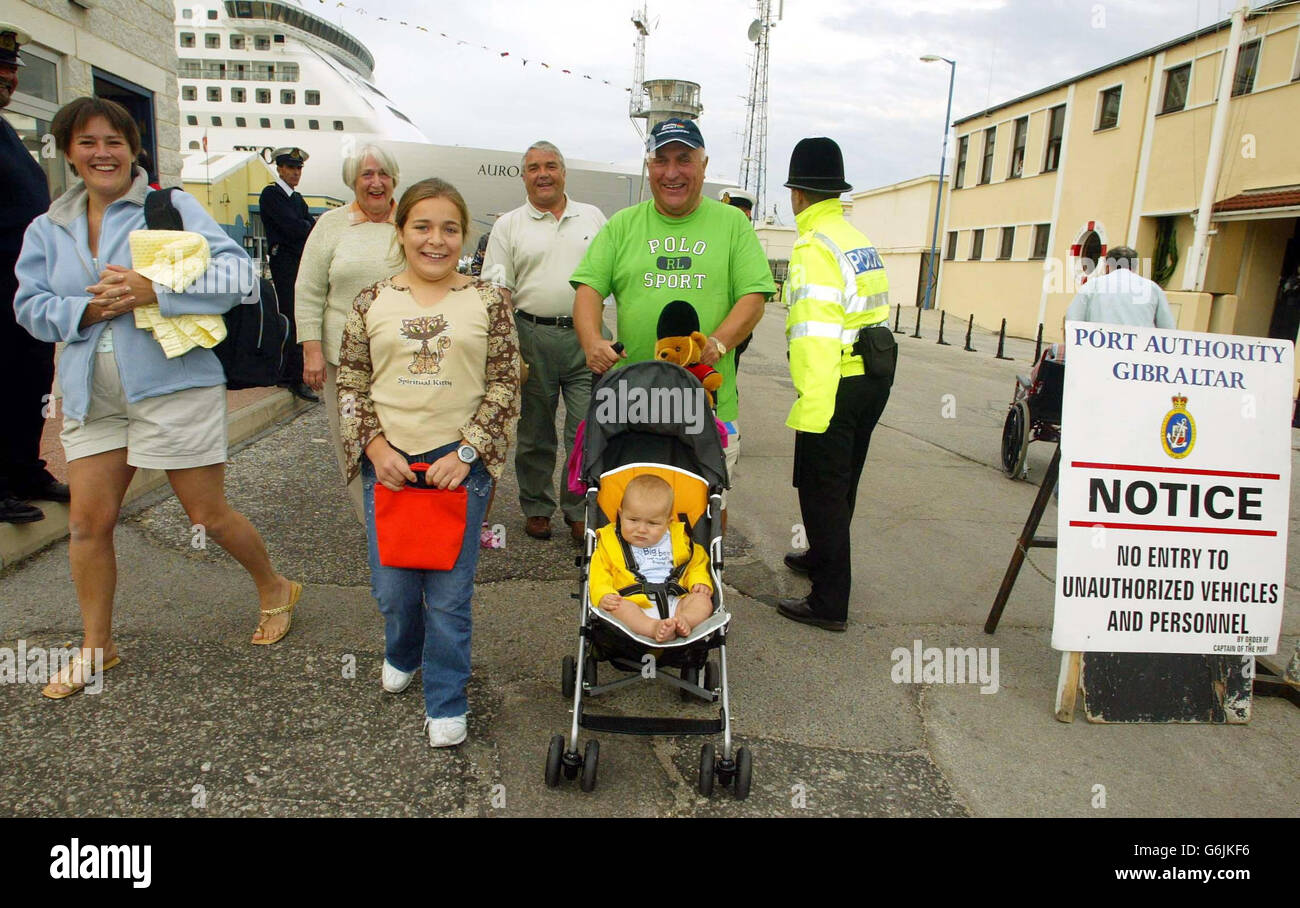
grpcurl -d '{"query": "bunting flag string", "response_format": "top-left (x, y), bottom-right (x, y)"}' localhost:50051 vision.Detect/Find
top-left (317, 0), bottom-right (630, 91)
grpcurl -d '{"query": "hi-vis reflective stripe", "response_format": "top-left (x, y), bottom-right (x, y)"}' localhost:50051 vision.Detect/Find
top-left (788, 283), bottom-right (845, 304)
top-left (788, 321), bottom-right (861, 343)
top-left (813, 232), bottom-right (888, 316)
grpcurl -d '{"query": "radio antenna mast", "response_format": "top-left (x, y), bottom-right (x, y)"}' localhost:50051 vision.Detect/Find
top-left (740, 0), bottom-right (780, 221)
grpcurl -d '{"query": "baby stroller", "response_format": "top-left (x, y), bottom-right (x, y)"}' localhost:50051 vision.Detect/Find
top-left (545, 360), bottom-right (752, 799)
top-left (1001, 348), bottom-right (1064, 479)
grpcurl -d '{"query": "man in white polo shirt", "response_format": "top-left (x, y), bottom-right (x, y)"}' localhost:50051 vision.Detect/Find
top-left (484, 141), bottom-right (607, 542)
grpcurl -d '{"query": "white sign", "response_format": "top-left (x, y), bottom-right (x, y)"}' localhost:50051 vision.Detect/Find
top-left (1053, 322), bottom-right (1293, 655)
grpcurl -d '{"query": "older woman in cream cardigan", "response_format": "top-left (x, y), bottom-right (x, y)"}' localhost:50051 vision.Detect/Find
top-left (295, 144), bottom-right (402, 521)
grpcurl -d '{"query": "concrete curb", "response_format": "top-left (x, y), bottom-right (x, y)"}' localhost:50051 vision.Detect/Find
top-left (0, 390), bottom-right (313, 570)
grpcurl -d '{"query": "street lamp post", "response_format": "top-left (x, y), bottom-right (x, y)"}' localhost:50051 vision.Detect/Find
top-left (920, 54), bottom-right (955, 311)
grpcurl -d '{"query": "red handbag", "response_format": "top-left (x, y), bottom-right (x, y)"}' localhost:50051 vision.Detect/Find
top-left (373, 463), bottom-right (469, 569)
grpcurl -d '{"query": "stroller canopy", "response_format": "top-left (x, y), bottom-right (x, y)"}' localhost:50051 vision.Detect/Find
top-left (582, 360), bottom-right (728, 490)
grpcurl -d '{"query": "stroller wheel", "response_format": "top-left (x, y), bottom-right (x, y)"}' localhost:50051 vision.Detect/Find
top-left (584, 656), bottom-right (598, 689)
top-left (544, 734), bottom-right (564, 788)
top-left (734, 746), bottom-right (753, 800)
top-left (704, 660), bottom-right (720, 695)
top-left (580, 739), bottom-right (599, 792)
top-left (697, 743), bottom-right (715, 797)
top-left (561, 656), bottom-right (576, 699)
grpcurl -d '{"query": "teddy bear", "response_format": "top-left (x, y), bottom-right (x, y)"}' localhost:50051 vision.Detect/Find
top-left (654, 299), bottom-right (723, 408)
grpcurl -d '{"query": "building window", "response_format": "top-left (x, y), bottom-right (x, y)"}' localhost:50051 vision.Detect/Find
top-left (254, 35), bottom-right (270, 51)
top-left (207, 86), bottom-right (221, 102)
top-left (232, 62), bottom-right (248, 80)
top-left (211, 116), bottom-right (222, 126)
top-left (970, 229), bottom-right (985, 261)
top-left (306, 90), bottom-right (320, 105)
top-left (230, 34), bottom-right (245, 50)
top-left (280, 89), bottom-right (295, 105)
top-left (308, 119), bottom-right (319, 130)
top-left (205, 34), bottom-right (220, 49)
top-left (1232, 40), bottom-right (1260, 96)
top-left (186, 115), bottom-right (198, 125)
top-left (182, 8), bottom-right (192, 17)
top-left (999, 227), bottom-right (1015, 260)
top-left (1096, 86), bottom-right (1121, 130)
top-left (236, 116), bottom-right (247, 127)
top-left (189, 140), bottom-right (201, 149)
top-left (284, 118), bottom-right (295, 129)
top-left (333, 120), bottom-right (344, 130)
top-left (953, 135), bottom-right (968, 189)
top-left (1008, 117), bottom-right (1027, 178)
top-left (180, 32), bottom-right (195, 47)
top-left (259, 117), bottom-right (271, 128)
top-left (945, 231), bottom-right (958, 261)
top-left (1160, 63), bottom-right (1191, 113)
top-left (1031, 224), bottom-right (1050, 260)
top-left (979, 127), bottom-right (996, 184)
top-left (207, 8), bottom-right (218, 19)
top-left (1043, 105), bottom-right (1065, 172)
top-left (274, 34), bottom-right (286, 44)
top-left (231, 87), bottom-right (246, 103)
top-left (182, 85), bottom-right (197, 101)
top-left (256, 88), bottom-right (270, 103)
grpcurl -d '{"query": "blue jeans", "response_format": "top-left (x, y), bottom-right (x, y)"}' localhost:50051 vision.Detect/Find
top-left (362, 441), bottom-right (492, 719)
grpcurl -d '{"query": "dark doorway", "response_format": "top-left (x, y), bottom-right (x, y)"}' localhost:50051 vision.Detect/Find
top-left (917, 252), bottom-right (934, 307)
top-left (1267, 218), bottom-right (1299, 343)
top-left (93, 69), bottom-right (157, 184)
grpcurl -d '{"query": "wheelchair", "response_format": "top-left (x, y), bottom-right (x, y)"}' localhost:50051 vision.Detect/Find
top-left (1000, 352), bottom-right (1064, 480)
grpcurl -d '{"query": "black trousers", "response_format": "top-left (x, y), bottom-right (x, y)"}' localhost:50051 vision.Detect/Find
top-left (0, 273), bottom-right (56, 497)
top-left (269, 252), bottom-right (303, 385)
top-left (793, 372), bottom-right (892, 620)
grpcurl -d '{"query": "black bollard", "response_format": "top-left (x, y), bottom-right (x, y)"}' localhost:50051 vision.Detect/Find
top-left (937, 310), bottom-right (950, 345)
top-left (995, 318), bottom-right (1013, 360)
top-left (911, 304), bottom-right (922, 339)
top-left (964, 314), bottom-right (976, 352)
top-left (1034, 323), bottom-right (1043, 364)
top-left (893, 303), bottom-right (903, 334)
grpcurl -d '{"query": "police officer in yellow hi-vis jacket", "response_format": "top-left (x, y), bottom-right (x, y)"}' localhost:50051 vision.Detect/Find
top-left (778, 137), bottom-right (897, 632)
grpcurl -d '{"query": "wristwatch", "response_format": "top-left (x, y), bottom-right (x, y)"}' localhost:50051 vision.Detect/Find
top-left (456, 443), bottom-right (479, 464)
top-left (709, 336), bottom-right (727, 356)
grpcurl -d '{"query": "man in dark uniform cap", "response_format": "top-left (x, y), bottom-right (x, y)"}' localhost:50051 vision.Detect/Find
top-left (259, 146), bottom-right (317, 400)
top-left (0, 21), bottom-right (66, 523)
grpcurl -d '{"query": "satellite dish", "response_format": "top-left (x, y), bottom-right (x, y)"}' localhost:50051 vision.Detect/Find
top-left (747, 19), bottom-right (762, 43)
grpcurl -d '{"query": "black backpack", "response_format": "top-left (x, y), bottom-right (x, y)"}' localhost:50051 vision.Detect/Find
top-left (143, 188), bottom-right (288, 390)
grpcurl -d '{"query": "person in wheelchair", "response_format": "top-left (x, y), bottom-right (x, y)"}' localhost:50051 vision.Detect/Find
top-left (590, 474), bottom-right (714, 643)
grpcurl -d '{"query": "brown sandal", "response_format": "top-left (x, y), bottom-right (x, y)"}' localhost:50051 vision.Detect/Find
top-left (252, 581), bottom-right (302, 645)
top-left (41, 648), bottom-right (122, 699)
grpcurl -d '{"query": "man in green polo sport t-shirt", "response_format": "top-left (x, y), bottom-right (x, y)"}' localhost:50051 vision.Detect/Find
top-left (571, 117), bottom-right (775, 519)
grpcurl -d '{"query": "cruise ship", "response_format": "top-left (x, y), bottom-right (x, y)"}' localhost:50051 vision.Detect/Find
top-left (174, 0), bottom-right (729, 232)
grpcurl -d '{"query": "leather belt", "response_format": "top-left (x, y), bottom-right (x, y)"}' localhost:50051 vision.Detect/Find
top-left (516, 310), bottom-right (574, 328)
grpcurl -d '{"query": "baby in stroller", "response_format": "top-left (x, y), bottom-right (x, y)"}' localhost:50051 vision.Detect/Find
top-left (590, 474), bottom-right (713, 643)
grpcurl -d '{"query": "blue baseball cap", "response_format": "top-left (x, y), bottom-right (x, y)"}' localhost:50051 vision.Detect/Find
top-left (646, 117), bottom-right (705, 153)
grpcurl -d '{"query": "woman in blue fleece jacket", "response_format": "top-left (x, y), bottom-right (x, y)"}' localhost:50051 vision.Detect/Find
top-left (14, 97), bottom-right (302, 698)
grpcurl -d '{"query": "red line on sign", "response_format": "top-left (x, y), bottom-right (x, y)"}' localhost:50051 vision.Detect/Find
top-left (1069, 520), bottom-right (1277, 537)
top-left (1070, 461), bottom-right (1280, 480)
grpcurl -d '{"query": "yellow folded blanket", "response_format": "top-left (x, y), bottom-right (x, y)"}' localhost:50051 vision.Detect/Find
top-left (129, 229), bottom-right (226, 359)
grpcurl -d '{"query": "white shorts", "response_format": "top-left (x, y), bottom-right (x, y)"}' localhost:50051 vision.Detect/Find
top-left (60, 351), bottom-right (229, 470)
top-left (640, 596), bottom-right (681, 620)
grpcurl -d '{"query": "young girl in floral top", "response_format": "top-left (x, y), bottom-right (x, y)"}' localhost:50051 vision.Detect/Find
top-left (337, 178), bottom-right (520, 747)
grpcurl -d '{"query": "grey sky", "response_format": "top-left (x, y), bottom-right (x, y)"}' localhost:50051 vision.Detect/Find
top-left (329, 0), bottom-right (1254, 223)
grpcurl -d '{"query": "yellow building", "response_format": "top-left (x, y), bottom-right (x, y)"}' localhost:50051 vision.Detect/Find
top-left (940, 1), bottom-right (1299, 351)
top-left (181, 150), bottom-right (343, 259)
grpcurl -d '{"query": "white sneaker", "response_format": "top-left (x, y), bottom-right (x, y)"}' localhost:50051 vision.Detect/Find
top-left (424, 715), bottom-right (467, 748)
top-left (382, 660), bottom-right (414, 693)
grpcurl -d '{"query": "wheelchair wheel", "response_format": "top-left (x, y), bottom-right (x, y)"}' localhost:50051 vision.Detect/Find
top-left (1001, 400), bottom-right (1030, 479)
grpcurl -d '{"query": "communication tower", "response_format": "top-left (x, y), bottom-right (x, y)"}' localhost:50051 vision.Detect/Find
top-left (739, 0), bottom-right (781, 221)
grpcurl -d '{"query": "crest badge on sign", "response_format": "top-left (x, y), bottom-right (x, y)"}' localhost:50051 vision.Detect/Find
top-left (1160, 394), bottom-right (1195, 459)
